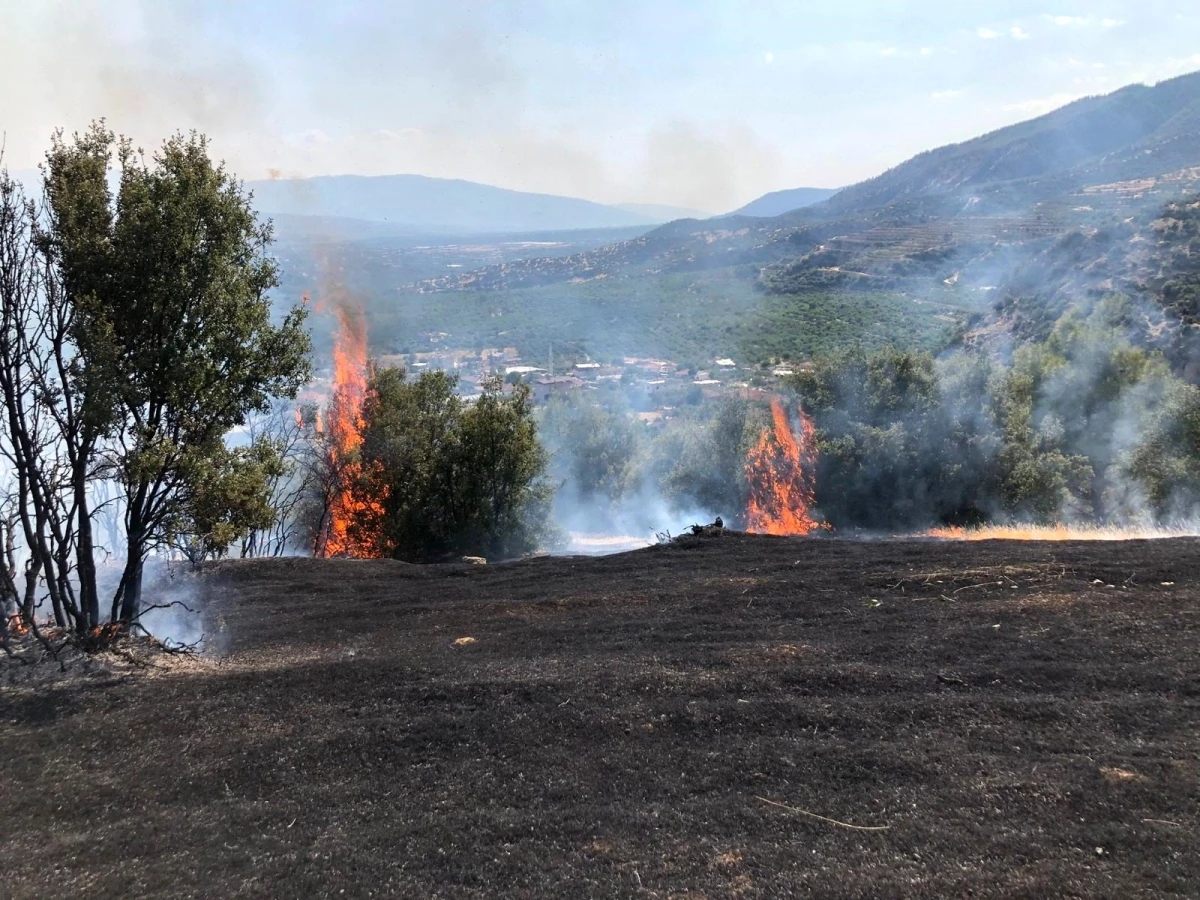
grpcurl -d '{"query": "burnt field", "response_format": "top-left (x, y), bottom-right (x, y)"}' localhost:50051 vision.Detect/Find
top-left (2, 534), bottom-right (1199, 898)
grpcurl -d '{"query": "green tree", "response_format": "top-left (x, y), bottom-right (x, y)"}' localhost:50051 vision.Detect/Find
top-left (993, 306), bottom-right (1172, 521)
top-left (645, 398), bottom-right (759, 520)
top-left (30, 123), bottom-right (118, 630)
top-left (991, 359), bottom-right (1094, 521)
top-left (166, 438), bottom-right (285, 563)
top-left (540, 392), bottom-right (642, 503)
top-left (453, 380), bottom-right (555, 558)
top-left (784, 313), bottom-right (1197, 530)
top-left (355, 369), bottom-right (553, 561)
top-left (1128, 380), bottom-right (1200, 516)
top-left (42, 124), bottom-right (311, 622)
top-left (791, 347), bottom-right (962, 527)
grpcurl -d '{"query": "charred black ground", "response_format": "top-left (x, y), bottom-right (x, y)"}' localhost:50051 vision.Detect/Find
top-left (2, 533), bottom-right (1198, 898)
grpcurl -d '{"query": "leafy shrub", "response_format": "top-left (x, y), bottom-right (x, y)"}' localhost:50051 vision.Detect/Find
top-left (353, 370), bottom-right (554, 561)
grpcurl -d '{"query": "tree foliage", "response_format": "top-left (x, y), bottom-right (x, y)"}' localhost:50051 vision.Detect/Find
top-left (0, 123), bottom-right (311, 636)
top-left (788, 302), bottom-right (1200, 529)
top-left (351, 370), bottom-right (553, 561)
top-left (540, 392), bottom-right (642, 504)
top-left (644, 398), bottom-right (761, 519)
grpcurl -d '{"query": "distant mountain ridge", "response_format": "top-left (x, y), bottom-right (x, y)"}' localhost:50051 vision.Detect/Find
top-left (418, 70), bottom-right (1200, 296)
top-left (730, 187), bottom-right (840, 217)
top-left (247, 173), bottom-right (670, 235)
top-left (821, 70), bottom-right (1200, 218)
top-left (614, 202), bottom-right (710, 221)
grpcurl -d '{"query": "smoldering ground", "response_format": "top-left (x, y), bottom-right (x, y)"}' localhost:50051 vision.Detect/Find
top-left (5, 535), bottom-right (1199, 897)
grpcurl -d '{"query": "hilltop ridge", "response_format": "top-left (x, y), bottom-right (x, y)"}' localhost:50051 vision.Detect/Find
top-left (249, 173), bottom-right (671, 235)
top-left (392, 72), bottom-right (1200, 371)
top-left (420, 71), bottom-right (1200, 293)
top-left (821, 70), bottom-right (1200, 219)
top-left (730, 186), bottom-right (840, 218)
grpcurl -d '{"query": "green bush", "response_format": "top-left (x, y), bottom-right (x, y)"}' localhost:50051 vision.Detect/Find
top-left (788, 304), bottom-right (1197, 528)
top-left (353, 370), bottom-right (554, 561)
top-left (540, 393), bottom-right (643, 503)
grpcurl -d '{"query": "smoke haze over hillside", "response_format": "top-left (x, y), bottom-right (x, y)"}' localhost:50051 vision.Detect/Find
top-left (4, 1), bottom-right (1200, 211)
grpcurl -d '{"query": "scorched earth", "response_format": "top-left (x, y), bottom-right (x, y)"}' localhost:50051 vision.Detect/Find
top-left (1, 532), bottom-right (1198, 898)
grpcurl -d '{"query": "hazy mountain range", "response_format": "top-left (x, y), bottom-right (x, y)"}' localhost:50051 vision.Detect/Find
top-left (246, 174), bottom-right (668, 235)
top-left (249, 175), bottom-right (733, 237)
top-left (247, 174), bottom-right (837, 239)
top-left (730, 187), bottom-right (840, 217)
top-left (421, 70), bottom-right (1200, 292)
top-left (241, 69), bottom-right (1200, 241)
top-left (613, 202), bottom-right (710, 221)
top-left (372, 69), bottom-right (1200, 374)
top-left (817, 69), bottom-right (1200, 220)
top-left (8, 166), bottom-right (843, 238)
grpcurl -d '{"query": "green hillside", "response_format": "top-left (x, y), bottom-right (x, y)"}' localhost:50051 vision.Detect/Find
top-left (284, 71), bottom-right (1200, 371)
top-left (362, 270), bottom-right (977, 365)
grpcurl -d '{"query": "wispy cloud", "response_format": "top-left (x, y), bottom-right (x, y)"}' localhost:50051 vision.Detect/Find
top-left (1157, 53), bottom-right (1200, 74)
top-left (295, 129), bottom-right (333, 145)
top-left (931, 89), bottom-right (964, 101)
top-left (977, 23), bottom-right (1031, 41)
top-left (1046, 15), bottom-right (1125, 28)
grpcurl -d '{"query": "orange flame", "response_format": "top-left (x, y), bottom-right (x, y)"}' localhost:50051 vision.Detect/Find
top-left (744, 398), bottom-right (823, 536)
top-left (89, 622), bottom-right (123, 641)
top-left (318, 304), bottom-right (385, 558)
top-left (928, 524), bottom-right (1198, 541)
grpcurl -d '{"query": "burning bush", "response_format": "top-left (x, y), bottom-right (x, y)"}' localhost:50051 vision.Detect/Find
top-left (743, 399), bottom-right (823, 535)
top-left (310, 303), bottom-right (384, 558)
top-left (318, 367), bottom-right (554, 562)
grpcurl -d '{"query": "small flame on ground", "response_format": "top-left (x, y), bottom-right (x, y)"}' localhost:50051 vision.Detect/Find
top-left (928, 524), bottom-right (1200, 541)
top-left (744, 398), bottom-right (823, 536)
top-left (89, 622), bottom-right (123, 640)
top-left (317, 303), bottom-right (386, 558)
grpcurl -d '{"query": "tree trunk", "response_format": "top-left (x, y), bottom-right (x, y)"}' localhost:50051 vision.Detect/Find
top-left (0, 518), bottom-right (17, 619)
top-left (73, 474), bottom-right (100, 629)
top-left (1091, 468), bottom-right (1107, 524)
top-left (118, 555), bottom-right (143, 624)
top-left (117, 510), bottom-right (147, 625)
top-left (47, 556), bottom-right (67, 630)
top-left (21, 556), bottom-right (41, 623)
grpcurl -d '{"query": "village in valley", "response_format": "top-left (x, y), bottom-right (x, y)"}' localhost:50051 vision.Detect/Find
top-left (356, 336), bottom-right (809, 422)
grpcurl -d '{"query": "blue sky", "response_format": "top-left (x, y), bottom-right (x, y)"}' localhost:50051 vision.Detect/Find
top-left (3, 1), bottom-right (1199, 212)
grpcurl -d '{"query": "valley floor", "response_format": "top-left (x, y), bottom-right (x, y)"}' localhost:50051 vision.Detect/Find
top-left (2, 534), bottom-right (1198, 898)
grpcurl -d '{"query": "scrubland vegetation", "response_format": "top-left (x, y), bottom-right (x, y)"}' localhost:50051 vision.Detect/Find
top-left (1, 124), bottom-right (310, 644)
top-left (792, 301), bottom-right (1200, 529)
top-left (530, 289), bottom-right (1200, 534)
top-left (339, 369), bottom-right (553, 562)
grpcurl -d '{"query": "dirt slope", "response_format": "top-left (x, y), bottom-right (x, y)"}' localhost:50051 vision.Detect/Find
top-left (2, 534), bottom-right (1198, 898)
